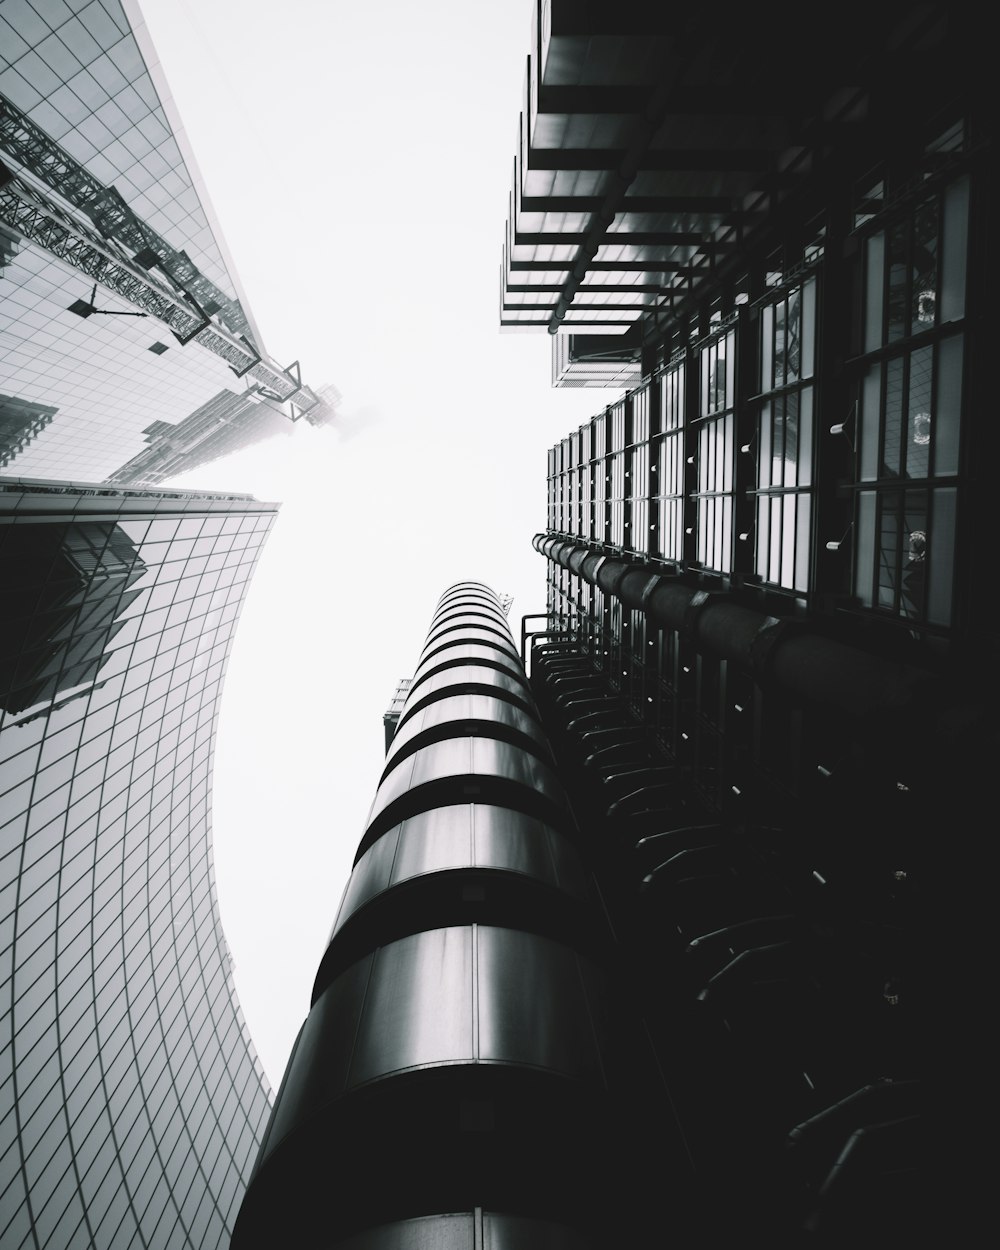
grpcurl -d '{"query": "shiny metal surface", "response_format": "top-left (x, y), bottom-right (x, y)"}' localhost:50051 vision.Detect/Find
top-left (350, 927), bottom-right (475, 1083)
top-left (398, 668), bottom-right (535, 723)
top-left (270, 927), bottom-right (605, 1127)
top-left (331, 1213), bottom-right (594, 1249)
top-left (383, 693), bottom-right (548, 775)
top-left (335, 821), bottom-right (404, 929)
top-left (334, 804), bottom-right (588, 935)
top-left (421, 627), bottom-right (520, 665)
top-left (366, 738), bottom-right (567, 832)
top-left (411, 642), bottom-right (525, 687)
top-left (473, 805), bottom-right (588, 897)
top-left (429, 607), bottom-right (512, 633)
top-left (263, 950), bottom-right (374, 1156)
top-left (332, 1215), bottom-right (474, 1250)
top-left (478, 927), bottom-right (606, 1077)
top-left (484, 1214), bottom-right (595, 1249)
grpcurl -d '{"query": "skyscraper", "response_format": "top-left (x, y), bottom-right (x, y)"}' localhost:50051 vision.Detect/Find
top-left (231, 4), bottom-right (985, 1245)
top-left (513, 1), bottom-right (982, 1239)
top-left (0, 2), bottom-right (323, 1245)
top-left (0, 0), bottom-right (324, 487)
top-left (231, 582), bottom-right (676, 1248)
top-left (1, 479), bottom-right (276, 1250)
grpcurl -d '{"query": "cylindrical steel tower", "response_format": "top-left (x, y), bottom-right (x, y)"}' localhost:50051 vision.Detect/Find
top-left (231, 583), bottom-right (619, 1248)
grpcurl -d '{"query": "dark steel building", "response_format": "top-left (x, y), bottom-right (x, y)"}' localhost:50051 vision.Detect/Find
top-left (233, 582), bottom-right (693, 1248)
top-left (517, 0), bottom-right (984, 1241)
top-left (236, 4), bottom-right (985, 1246)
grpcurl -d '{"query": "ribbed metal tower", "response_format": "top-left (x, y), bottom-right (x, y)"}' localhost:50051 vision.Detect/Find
top-left (232, 583), bottom-right (625, 1248)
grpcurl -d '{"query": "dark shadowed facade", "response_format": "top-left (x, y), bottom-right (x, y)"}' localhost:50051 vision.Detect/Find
top-left (233, 3), bottom-right (984, 1246)
top-left (518, 0), bottom-right (984, 1241)
top-left (232, 582), bottom-right (687, 1248)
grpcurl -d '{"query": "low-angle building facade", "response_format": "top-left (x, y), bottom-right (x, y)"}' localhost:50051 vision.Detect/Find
top-left (231, 582), bottom-right (648, 1248)
top-left (513, 0), bottom-right (982, 1241)
top-left (0, 1), bottom-right (325, 1245)
top-left (0, 0), bottom-right (325, 489)
top-left (233, 3), bottom-right (983, 1245)
top-left (1, 480), bottom-right (276, 1250)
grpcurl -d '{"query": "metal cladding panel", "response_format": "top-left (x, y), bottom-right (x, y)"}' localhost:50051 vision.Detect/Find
top-left (331, 1213), bottom-right (593, 1248)
top-left (331, 1215), bottom-right (474, 1250)
top-left (381, 804), bottom-right (476, 881)
top-left (265, 926), bottom-right (606, 1139)
top-left (474, 808), bottom-right (588, 898)
top-left (437, 583), bottom-right (499, 606)
top-left (421, 626), bottom-right (520, 664)
top-left (402, 666), bottom-right (533, 715)
top-left (336, 821), bottom-right (405, 928)
top-left (367, 738), bottom-right (567, 831)
top-left (334, 804), bottom-right (589, 936)
top-left (350, 927), bottom-right (476, 1083)
top-left (429, 608), bottom-right (513, 636)
top-left (483, 1214), bottom-right (594, 1248)
top-left (412, 642), bottom-right (526, 687)
top-left (477, 928), bottom-right (605, 1077)
top-left (383, 694), bottom-right (548, 772)
top-left (261, 952), bottom-right (374, 1152)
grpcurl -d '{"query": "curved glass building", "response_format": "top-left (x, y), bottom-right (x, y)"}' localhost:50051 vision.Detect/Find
top-left (0, 3), bottom-right (323, 1243)
top-left (1, 480), bottom-right (276, 1249)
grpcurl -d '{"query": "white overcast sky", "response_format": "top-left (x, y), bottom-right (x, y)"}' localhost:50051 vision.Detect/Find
top-left (136, 0), bottom-right (613, 1087)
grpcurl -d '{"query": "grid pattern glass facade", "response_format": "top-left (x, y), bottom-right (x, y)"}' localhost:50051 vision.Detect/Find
top-left (653, 362), bottom-right (684, 562)
top-left (754, 277), bottom-right (816, 591)
top-left (1, 483), bottom-right (274, 1250)
top-left (0, 0), bottom-right (268, 484)
top-left (694, 327), bottom-right (736, 575)
top-left (0, 0), bottom-right (239, 295)
top-left (852, 160), bottom-right (967, 627)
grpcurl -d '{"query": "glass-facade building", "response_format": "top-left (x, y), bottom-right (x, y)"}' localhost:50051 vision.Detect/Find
top-left (506, 3), bottom-right (983, 1241)
top-left (1, 480), bottom-right (276, 1250)
top-left (0, 2), bottom-right (316, 1246)
top-left (0, 0), bottom-right (322, 489)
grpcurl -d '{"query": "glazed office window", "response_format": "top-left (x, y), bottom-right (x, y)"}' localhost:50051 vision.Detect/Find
top-left (610, 449), bottom-right (626, 547)
top-left (592, 415), bottom-right (608, 545)
top-left (627, 385), bottom-right (651, 555)
top-left (652, 361), bottom-right (685, 561)
top-left (695, 328), bottom-right (736, 573)
top-left (609, 399), bottom-right (627, 454)
top-left (581, 460), bottom-right (593, 541)
top-left (629, 441), bottom-right (649, 554)
top-left (593, 410), bottom-right (607, 460)
top-left (852, 171), bottom-right (968, 626)
top-left (754, 277), bottom-right (817, 591)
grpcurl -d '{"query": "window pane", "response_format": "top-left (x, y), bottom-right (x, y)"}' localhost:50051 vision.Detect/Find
top-left (934, 333), bottom-right (963, 477)
top-left (860, 367), bottom-right (881, 481)
top-left (864, 233), bottom-right (885, 353)
top-left (906, 346), bottom-right (933, 479)
top-left (940, 177), bottom-right (969, 323)
top-left (927, 487), bottom-right (957, 625)
top-left (799, 388), bottom-right (813, 487)
top-left (884, 357), bottom-right (904, 477)
top-left (855, 492), bottom-right (876, 606)
top-left (910, 198), bottom-right (939, 335)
